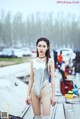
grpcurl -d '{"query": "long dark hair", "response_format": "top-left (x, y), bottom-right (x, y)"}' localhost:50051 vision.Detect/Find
top-left (36, 37), bottom-right (51, 64)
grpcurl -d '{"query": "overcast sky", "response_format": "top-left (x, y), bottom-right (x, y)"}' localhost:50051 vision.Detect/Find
top-left (0, 0), bottom-right (80, 19)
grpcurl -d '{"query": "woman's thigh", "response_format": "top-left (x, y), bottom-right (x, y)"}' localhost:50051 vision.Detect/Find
top-left (31, 86), bottom-right (41, 115)
top-left (41, 83), bottom-right (51, 116)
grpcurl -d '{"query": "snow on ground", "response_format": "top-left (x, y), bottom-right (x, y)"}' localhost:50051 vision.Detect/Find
top-left (0, 77), bottom-right (28, 117)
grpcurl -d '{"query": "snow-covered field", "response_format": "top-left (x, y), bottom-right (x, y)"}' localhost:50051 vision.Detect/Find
top-left (0, 77), bottom-right (28, 117)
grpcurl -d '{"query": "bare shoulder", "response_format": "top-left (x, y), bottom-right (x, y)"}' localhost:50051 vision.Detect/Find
top-left (49, 58), bottom-right (54, 65)
top-left (30, 58), bottom-right (37, 66)
top-left (30, 59), bottom-right (34, 66)
top-left (31, 58), bottom-right (36, 63)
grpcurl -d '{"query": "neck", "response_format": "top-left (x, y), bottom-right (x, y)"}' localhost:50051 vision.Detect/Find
top-left (39, 56), bottom-right (46, 59)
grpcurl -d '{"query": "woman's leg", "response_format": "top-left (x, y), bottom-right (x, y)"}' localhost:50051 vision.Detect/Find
top-left (41, 83), bottom-right (51, 117)
top-left (31, 86), bottom-right (41, 116)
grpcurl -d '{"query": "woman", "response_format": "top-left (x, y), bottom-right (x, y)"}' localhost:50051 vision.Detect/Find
top-left (26, 37), bottom-right (56, 119)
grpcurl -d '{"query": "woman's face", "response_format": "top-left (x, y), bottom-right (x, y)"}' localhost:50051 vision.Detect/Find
top-left (37, 41), bottom-right (48, 56)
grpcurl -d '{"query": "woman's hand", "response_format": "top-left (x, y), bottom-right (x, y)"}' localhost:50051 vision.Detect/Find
top-left (25, 95), bottom-right (31, 105)
top-left (50, 97), bottom-right (56, 106)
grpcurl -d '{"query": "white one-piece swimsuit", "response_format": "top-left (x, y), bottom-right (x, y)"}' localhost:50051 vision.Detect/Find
top-left (32, 58), bottom-right (51, 98)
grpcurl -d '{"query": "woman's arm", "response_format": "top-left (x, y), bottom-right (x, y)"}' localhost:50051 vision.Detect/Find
top-left (50, 60), bottom-right (56, 106)
top-left (27, 61), bottom-right (34, 96)
top-left (50, 60), bottom-right (55, 97)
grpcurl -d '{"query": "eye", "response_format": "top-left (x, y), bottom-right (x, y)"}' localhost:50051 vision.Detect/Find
top-left (43, 45), bottom-right (46, 48)
top-left (38, 45), bottom-right (41, 47)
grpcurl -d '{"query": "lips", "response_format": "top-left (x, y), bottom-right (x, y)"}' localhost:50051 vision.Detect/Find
top-left (40, 51), bottom-right (43, 53)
